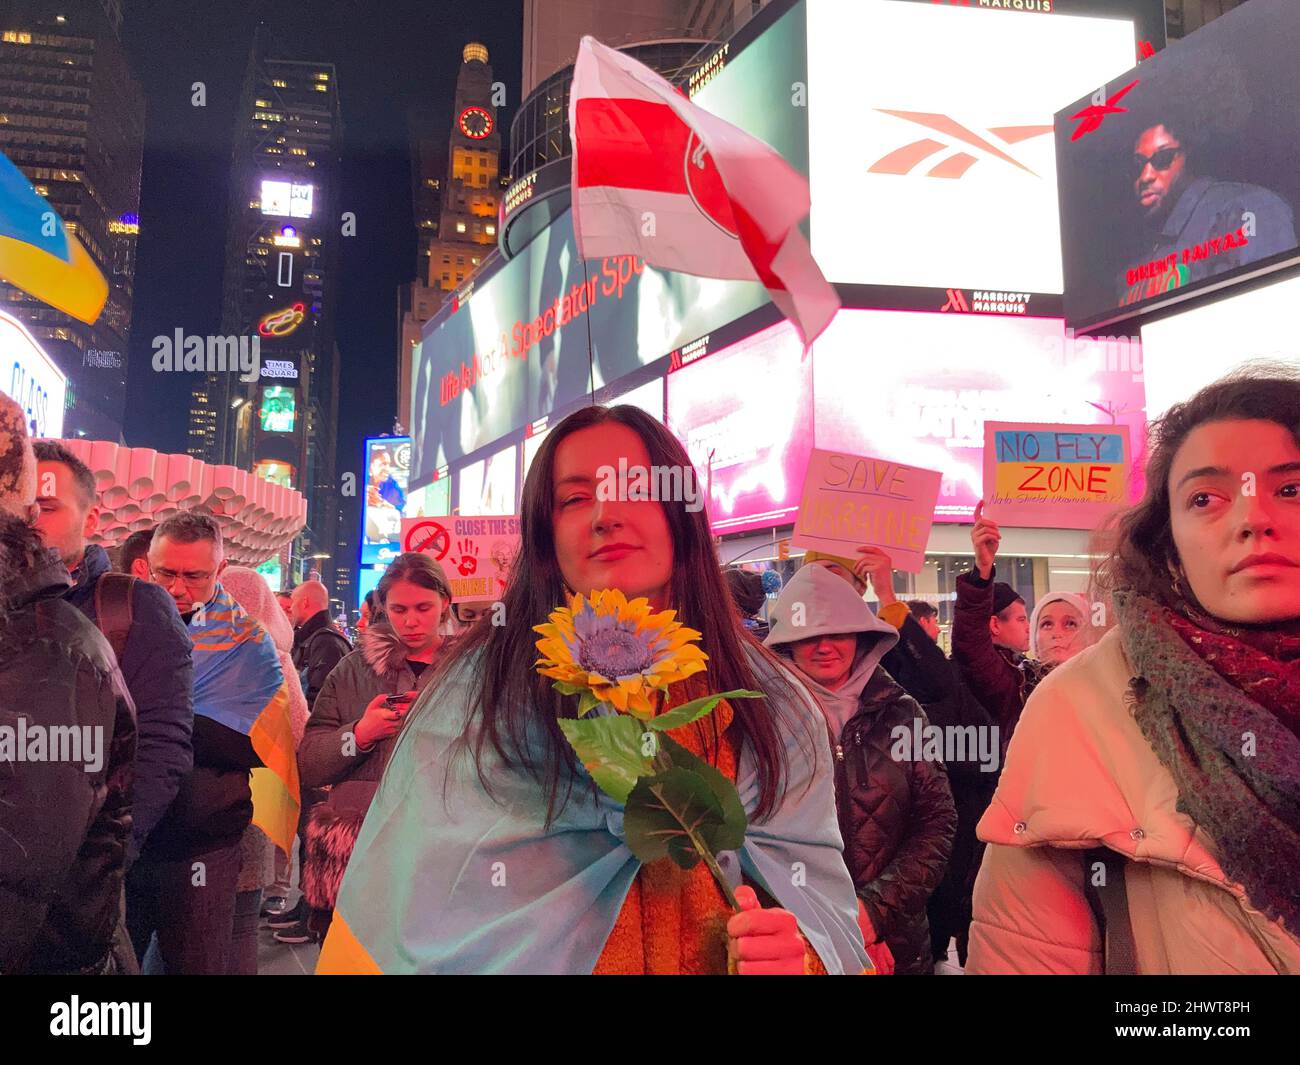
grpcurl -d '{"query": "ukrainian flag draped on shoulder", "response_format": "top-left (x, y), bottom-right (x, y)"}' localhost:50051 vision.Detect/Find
top-left (191, 584), bottom-right (300, 856)
top-left (317, 647), bottom-right (868, 975)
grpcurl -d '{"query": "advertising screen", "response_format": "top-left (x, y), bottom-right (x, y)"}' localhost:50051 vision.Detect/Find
top-left (405, 476), bottom-right (451, 519)
top-left (253, 459), bottom-right (295, 489)
top-left (807, 0), bottom-right (1141, 295)
top-left (667, 320), bottom-right (813, 535)
top-left (458, 444), bottom-right (518, 517)
top-left (255, 556), bottom-right (282, 593)
top-left (1, 309), bottom-right (66, 438)
top-left (812, 308), bottom-right (1147, 521)
top-left (260, 179), bottom-right (315, 219)
top-left (409, 2), bottom-right (808, 484)
top-left (1057, 0), bottom-right (1300, 332)
top-left (1139, 273), bottom-right (1300, 422)
top-left (362, 437), bottom-right (412, 566)
top-left (258, 386), bottom-right (296, 433)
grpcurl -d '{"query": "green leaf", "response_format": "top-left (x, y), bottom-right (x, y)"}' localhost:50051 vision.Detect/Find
top-left (646, 689), bottom-right (766, 732)
top-left (558, 715), bottom-right (653, 804)
top-left (576, 689), bottom-right (602, 717)
top-left (624, 767), bottom-right (726, 870)
top-left (551, 680), bottom-right (587, 697)
top-left (657, 734), bottom-right (747, 853)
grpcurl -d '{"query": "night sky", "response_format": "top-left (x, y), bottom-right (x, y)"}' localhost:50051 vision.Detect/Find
top-left (120, 0), bottom-right (522, 481)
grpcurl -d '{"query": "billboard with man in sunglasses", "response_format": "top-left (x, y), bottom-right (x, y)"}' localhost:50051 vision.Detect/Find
top-left (1057, 0), bottom-right (1300, 333)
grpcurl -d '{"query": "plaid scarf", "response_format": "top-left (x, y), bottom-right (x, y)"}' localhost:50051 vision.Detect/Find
top-left (1115, 590), bottom-right (1300, 939)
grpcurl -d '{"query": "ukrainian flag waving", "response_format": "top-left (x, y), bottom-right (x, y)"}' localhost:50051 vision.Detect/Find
top-left (191, 585), bottom-right (301, 856)
top-left (0, 151), bottom-right (107, 324)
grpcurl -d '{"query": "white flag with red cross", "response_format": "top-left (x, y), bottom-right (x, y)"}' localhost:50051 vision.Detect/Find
top-left (568, 36), bottom-right (839, 348)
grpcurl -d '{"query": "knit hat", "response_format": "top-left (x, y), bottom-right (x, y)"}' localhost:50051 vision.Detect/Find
top-left (724, 567), bottom-right (766, 618)
top-left (0, 392), bottom-right (36, 520)
top-left (1029, 590), bottom-right (1093, 660)
top-left (991, 581), bottom-right (1024, 617)
top-left (801, 549), bottom-right (868, 593)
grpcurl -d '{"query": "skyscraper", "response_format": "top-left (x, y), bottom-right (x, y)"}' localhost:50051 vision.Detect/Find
top-left (187, 30), bottom-right (343, 589)
top-left (0, 0), bottom-right (144, 441)
top-left (426, 43), bottom-right (502, 295)
top-left (396, 42), bottom-right (503, 429)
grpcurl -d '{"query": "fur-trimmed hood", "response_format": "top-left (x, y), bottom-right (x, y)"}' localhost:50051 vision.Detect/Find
top-left (358, 622), bottom-right (410, 679)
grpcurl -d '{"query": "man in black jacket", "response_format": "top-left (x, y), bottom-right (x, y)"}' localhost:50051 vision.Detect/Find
top-left (290, 579), bottom-right (351, 710)
top-left (32, 442), bottom-right (194, 864)
top-left (129, 512), bottom-right (268, 974)
top-left (854, 547), bottom-right (1000, 969)
top-left (0, 396), bottom-right (137, 974)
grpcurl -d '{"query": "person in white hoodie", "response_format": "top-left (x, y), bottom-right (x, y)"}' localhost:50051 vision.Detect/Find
top-left (1028, 591), bottom-right (1094, 668)
top-left (765, 565), bottom-right (956, 975)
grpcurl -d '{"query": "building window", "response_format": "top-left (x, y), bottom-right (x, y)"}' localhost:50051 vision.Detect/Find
top-left (456, 222), bottom-right (466, 233)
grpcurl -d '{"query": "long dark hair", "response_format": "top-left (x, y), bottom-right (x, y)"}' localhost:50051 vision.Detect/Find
top-left (1094, 362), bottom-right (1300, 608)
top-left (425, 404), bottom-right (815, 823)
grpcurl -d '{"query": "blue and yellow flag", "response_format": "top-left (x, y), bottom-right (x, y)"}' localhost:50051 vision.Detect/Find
top-left (0, 151), bottom-right (107, 324)
top-left (191, 584), bottom-right (300, 856)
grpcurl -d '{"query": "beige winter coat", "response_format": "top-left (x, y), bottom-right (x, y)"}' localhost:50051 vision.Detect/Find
top-left (968, 627), bottom-right (1300, 975)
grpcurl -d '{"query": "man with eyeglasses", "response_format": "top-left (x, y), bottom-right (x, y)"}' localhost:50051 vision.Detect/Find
top-left (1121, 116), bottom-right (1296, 307)
top-left (128, 512), bottom-right (281, 974)
top-left (32, 443), bottom-right (194, 874)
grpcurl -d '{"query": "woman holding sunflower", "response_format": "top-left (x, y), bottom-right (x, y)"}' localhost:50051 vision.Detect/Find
top-left (317, 405), bottom-right (869, 975)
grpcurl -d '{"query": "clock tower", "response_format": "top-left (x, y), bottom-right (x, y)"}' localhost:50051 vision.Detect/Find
top-left (426, 42), bottom-right (503, 298)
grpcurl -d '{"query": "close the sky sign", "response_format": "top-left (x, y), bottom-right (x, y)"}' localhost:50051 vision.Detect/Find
top-left (401, 515), bottom-right (520, 604)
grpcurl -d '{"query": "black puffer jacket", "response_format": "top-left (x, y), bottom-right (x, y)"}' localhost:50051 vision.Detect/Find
top-left (0, 522), bottom-right (136, 974)
top-left (879, 607), bottom-right (999, 962)
top-left (765, 565), bottom-right (956, 976)
top-left (833, 670), bottom-right (957, 975)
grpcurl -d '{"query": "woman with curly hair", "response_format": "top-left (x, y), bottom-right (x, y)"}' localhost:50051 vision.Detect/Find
top-left (968, 364), bottom-right (1300, 974)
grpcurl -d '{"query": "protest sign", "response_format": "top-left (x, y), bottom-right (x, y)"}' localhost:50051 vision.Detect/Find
top-left (792, 449), bottom-right (942, 572)
top-left (401, 515), bottom-right (521, 603)
top-left (983, 422), bottom-right (1131, 529)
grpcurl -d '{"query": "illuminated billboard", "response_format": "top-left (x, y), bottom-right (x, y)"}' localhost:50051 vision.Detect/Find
top-left (362, 437), bottom-right (412, 566)
top-left (667, 321), bottom-right (812, 535)
top-left (457, 444), bottom-right (518, 517)
top-left (1139, 272), bottom-right (1300, 422)
top-left (259, 386), bottom-right (296, 433)
top-left (1057, 0), bottom-right (1300, 332)
top-left (807, 0), bottom-right (1142, 296)
top-left (260, 179), bottom-right (315, 218)
top-left (253, 459), bottom-right (295, 489)
top-left (811, 308), bottom-right (1147, 521)
top-left (409, 0), bottom-right (808, 484)
top-left (1, 309), bottom-right (66, 438)
top-left (406, 476), bottom-right (450, 519)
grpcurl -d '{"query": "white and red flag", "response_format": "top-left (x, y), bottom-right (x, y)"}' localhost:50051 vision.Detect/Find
top-left (569, 36), bottom-right (839, 348)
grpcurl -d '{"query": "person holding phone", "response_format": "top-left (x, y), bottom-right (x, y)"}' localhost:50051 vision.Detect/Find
top-left (292, 553), bottom-right (453, 944)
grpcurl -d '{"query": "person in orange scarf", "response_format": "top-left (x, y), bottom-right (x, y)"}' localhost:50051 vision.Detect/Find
top-left (318, 406), bottom-right (869, 975)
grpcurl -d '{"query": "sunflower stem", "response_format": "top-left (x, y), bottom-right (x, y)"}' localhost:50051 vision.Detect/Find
top-left (647, 782), bottom-right (740, 912)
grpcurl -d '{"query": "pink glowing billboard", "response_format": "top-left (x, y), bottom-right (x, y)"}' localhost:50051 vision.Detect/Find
top-left (666, 320), bottom-right (812, 535)
top-left (812, 309), bottom-right (1147, 522)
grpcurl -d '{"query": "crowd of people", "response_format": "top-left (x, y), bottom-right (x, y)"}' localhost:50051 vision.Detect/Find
top-left (1, 360), bottom-right (1297, 975)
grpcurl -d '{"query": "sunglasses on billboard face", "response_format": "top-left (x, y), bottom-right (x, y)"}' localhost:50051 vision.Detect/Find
top-left (1132, 146), bottom-right (1183, 177)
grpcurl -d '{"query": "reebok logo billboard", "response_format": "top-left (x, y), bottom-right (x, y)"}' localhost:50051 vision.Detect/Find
top-left (940, 289), bottom-right (1031, 314)
top-left (868, 111), bottom-right (1053, 179)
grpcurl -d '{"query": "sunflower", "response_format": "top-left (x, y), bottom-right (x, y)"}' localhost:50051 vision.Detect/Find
top-left (534, 588), bottom-right (709, 719)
